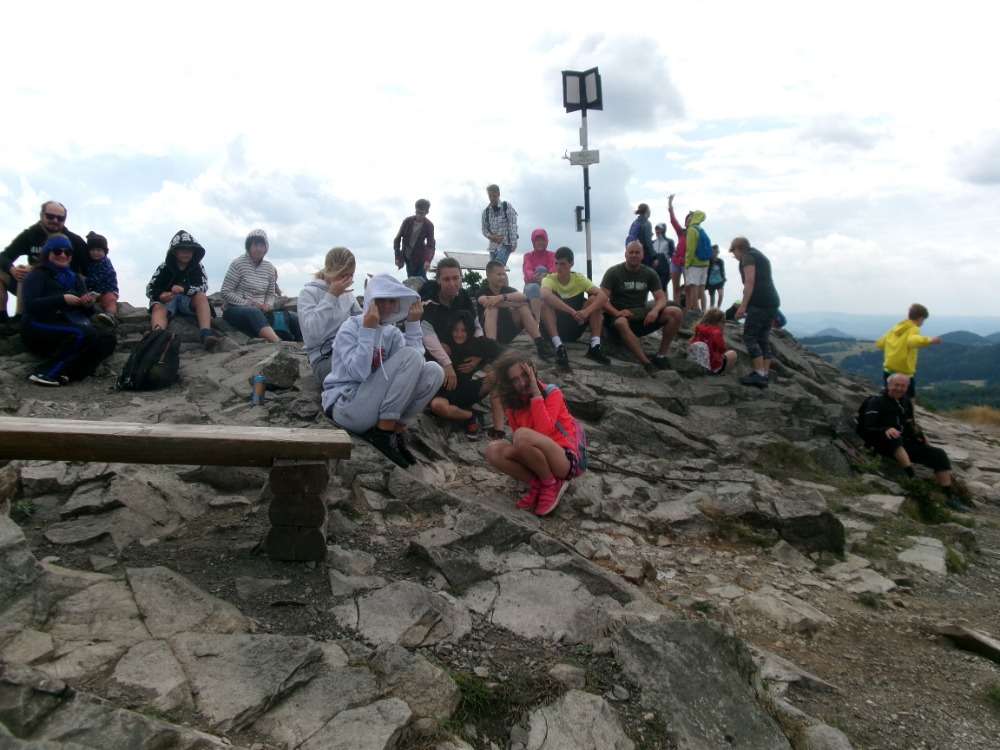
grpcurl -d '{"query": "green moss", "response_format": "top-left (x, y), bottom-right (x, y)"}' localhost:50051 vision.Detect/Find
top-left (752, 441), bottom-right (823, 481)
top-left (10, 499), bottom-right (36, 523)
top-left (987, 683), bottom-right (1000, 714)
top-left (945, 546), bottom-right (968, 575)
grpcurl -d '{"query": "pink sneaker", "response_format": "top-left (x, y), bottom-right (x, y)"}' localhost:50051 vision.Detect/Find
top-left (535, 477), bottom-right (568, 517)
top-left (516, 479), bottom-right (541, 511)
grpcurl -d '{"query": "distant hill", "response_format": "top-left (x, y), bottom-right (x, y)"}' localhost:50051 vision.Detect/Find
top-left (812, 327), bottom-right (853, 339)
top-left (986, 332), bottom-right (1000, 344)
top-left (939, 330), bottom-right (990, 346)
top-left (839, 342), bottom-right (1000, 385)
top-left (785, 312), bottom-right (1000, 340)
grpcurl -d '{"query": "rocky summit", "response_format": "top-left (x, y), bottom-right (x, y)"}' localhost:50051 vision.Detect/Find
top-left (1, 305), bottom-right (999, 749)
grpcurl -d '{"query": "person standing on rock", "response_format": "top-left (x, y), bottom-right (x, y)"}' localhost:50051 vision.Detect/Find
top-left (485, 350), bottom-right (585, 516)
top-left (857, 373), bottom-right (970, 512)
top-left (600, 241), bottom-right (682, 375)
top-left (481, 184), bottom-right (518, 266)
top-left (539, 246), bottom-right (610, 370)
top-left (323, 274), bottom-right (444, 468)
top-left (625, 203), bottom-right (656, 267)
top-left (651, 222), bottom-right (675, 294)
top-left (299, 247), bottom-right (361, 384)
top-left (393, 199), bottom-right (436, 279)
top-left (874, 303), bottom-right (941, 400)
top-left (729, 237), bottom-right (780, 389)
top-left (220, 229), bottom-right (283, 343)
top-left (147, 230), bottom-right (221, 351)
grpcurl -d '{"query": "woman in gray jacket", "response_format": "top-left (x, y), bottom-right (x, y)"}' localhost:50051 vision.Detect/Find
top-left (298, 247), bottom-right (361, 383)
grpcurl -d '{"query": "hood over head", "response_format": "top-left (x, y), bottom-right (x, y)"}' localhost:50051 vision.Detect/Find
top-left (363, 273), bottom-right (419, 325)
top-left (245, 228), bottom-right (269, 254)
top-left (167, 230), bottom-right (206, 264)
top-left (688, 210), bottom-right (706, 226)
top-left (529, 228), bottom-right (549, 250)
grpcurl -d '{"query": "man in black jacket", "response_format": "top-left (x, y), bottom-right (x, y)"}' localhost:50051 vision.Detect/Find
top-left (393, 199), bottom-right (435, 279)
top-left (858, 373), bottom-right (969, 511)
top-left (0, 201), bottom-right (87, 323)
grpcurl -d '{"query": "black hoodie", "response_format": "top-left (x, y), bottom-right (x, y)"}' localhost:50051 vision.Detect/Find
top-left (1, 223), bottom-right (88, 275)
top-left (146, 230), bottom-right (209, 306)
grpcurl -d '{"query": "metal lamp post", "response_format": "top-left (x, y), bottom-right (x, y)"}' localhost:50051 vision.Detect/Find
top-left (561, 67), bottom-right (603, 279)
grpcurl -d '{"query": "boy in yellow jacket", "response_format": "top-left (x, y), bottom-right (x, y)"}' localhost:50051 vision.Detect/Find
top-left (875, 303), bottom-right (941, 399)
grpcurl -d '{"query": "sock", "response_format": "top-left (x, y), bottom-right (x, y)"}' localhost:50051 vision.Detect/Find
top-left (590, 336), bottom-right (600, 347)
top-left (551, 336), bottom-right (563, 348)
top-left (904, 466), bottom-right (915, 478)
top-left (756, 369), bottom-right (767, 377)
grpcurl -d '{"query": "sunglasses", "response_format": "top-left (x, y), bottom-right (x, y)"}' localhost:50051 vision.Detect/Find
top-left (48, 248), bottom-right (72, 257)
top-left (44, 212), bottom-right (66, 222)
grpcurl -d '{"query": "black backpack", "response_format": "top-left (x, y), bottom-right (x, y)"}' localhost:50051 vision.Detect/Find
top-left (116, 329), bottom-right (180, 391)
top-left (855, 395), bottom-right (882, 443)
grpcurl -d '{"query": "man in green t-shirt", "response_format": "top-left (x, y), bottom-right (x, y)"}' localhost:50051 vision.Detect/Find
top-left (540, 246), bottom-right (610, 370)
top-left (601, 241), bottom-right (683, 374)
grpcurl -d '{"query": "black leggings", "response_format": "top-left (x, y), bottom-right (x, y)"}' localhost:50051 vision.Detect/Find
top-left (743, 305), bottom-right (777, 360)
top-left (22, 321), bottom-right (117, 381)
top-left (873, 436), bottom-right (951, 472)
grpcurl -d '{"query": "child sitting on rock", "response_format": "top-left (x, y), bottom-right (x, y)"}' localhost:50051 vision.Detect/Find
top-left (688, 308), bottom-right (737, 375)
top-left (83, 232), bottom-right (119, 328)
top-left (428, 310), bottom-right (504, 440)
top-left (485, 350), bottom-right (586, 517)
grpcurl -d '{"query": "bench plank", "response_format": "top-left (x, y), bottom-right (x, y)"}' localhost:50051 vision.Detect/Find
top-left (0, 417), bottom-right (352, 467)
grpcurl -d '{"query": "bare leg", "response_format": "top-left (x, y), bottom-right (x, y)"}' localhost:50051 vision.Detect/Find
top-left (717, 287), bottom-right (725, 307)
top-left (512, 427), bottom-right (571, 479)
top-left (485, 441), bottom-right (536, 483)
top-left (893, 445), bottom-right (912, 469)
top-left (540, 303), bottom-right (558, 339)
top-left (723, 350), bottom-right (738, 369)
top-left (98, 292), bottom-right (119, 315)
top-left (530, 298), bottom-right (542, 322)
top-left (191, 293), bottom-right (212, 329)
top-left (489, 389), bottom-right (504, 432)
top-left (258, 325), bottom-right (282, 343)
top-left (150, 303), bottom-right (168, 330)
top-left (698, 285), bottom-right (707, 311)
top-left (612, 317), bottom-right (650, 365)
top-left (670, 271), bottom-right (681, 304)
top-left (483, 306), bottom-right (499, 340)
top-left (515, 305), bottom-right (541, 339)
top-left (588, 308), bottom-right (603, 338)
top-left (685, 281), bottom-right (699, 311)
top-left (935, 469), bottom-right (953, 488)
top-left (430, 396), bottom-right (473, 422)
top-left (656, 307), bottom-right (683, 355)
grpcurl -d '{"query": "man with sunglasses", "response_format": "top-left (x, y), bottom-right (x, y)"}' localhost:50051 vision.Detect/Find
top-left (1, 201), bottom-right (87, 325)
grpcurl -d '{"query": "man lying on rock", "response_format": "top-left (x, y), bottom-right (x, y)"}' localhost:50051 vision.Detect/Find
top-left (322, 273), bottom-right (444, 468)
top-left (857, 373), bottom-right (972, 513)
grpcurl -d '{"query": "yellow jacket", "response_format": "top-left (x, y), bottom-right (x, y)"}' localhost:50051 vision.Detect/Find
top-left (875, 320), bottom-right (932, 375)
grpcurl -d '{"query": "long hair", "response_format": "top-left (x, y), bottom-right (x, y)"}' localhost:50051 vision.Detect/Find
top-left (315, 246), bottom-right (355, 280)
top-left (697, 308), bottom-right (726, 328)
top-left (493, 349), bottom-right (538, 410)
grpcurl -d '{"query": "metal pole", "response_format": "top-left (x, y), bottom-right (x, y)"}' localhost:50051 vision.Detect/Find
top-left (581, 108), bottom-right (593, 280)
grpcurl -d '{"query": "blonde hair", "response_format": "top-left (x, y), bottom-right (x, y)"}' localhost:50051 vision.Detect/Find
top-left (698, 308), bottom-right (726, 327)
top-left (315, 246), bottom-right (355, 280)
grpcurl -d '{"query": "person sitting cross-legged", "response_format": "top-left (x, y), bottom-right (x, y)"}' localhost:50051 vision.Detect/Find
top-left (857, 373), bottom-right (971, 512)
top-left (600, 241), bottom-right (682, 375)
top-left (485, 351), bottom-right (585, 517)
top-left (539, 246), bottom-right (609, 370)
top-left (147, 230), bottom-right (220, 350)
top-left (220, 229), bottom-right (283, 343)
top-left (322, 274), bottom-right (444, 468)
top-left (428, 311), bottom-right (505, 440)
top-left (474, 260), bottom-right (553, 361)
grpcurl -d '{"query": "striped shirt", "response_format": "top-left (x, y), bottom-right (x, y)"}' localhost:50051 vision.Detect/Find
top-left (220, 254), bottom-right (277, 307)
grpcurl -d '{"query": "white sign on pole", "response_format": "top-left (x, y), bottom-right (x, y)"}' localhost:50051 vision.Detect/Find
top-left (568, 149), bottom-right (600, 167)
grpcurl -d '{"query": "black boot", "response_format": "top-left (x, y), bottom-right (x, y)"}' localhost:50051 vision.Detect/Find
top-left (363, 427), bottom-right (411, 468)
top-left (394, 431), bottom-right (417, 466)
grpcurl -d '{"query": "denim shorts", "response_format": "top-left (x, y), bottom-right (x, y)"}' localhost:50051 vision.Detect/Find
top-left (162, 294), bottom-right (194, 318)
top-left (670, 261), bottom-right (685, 276)
top-left (524, 283), bottom-right (542, 300)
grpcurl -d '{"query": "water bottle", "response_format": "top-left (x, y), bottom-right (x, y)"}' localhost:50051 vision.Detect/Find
top-left (251, 374), bottom-right (267, 405)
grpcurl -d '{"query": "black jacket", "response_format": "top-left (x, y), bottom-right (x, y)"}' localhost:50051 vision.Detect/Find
top-left (861, 392), bottom-right (922, 442)
top-left (1, 224), bottom-right (88, 274)
top-left (20, 264), bottom-right (90, 327)
top-left (146, 244), bottom-right (209, 306)
top-left (419, 281), bottom-right (479, 341)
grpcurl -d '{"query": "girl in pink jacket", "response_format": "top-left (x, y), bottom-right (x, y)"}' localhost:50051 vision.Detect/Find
top-left (521, 228), bottom-right (556, 321)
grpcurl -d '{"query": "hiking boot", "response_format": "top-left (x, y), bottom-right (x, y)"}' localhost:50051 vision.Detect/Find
top-left (642, 362), bottom-right (657, 376)
top-left (740, 372), bottom-right (769, 388)
top-left (554, 345), bottom-right (571, 371)
top-left (394, 432), bottom-right (418, 466)
top-left (363, 427), bottom-right (411, 469)
top-left (534, 337), bottom-right (555, 361)
top-left (651, 354), bottom-right (671, 370)
top-left (28, 373), bottom-right (62, 387)
top-left (486, 427), bottom-right (505, 440)
top-left (200, 330), bottom-right (221, 351)
top-left (585, 343), bottom-right (611, 365)
top-left (944, 497), bottom-right (971, 514)
top-left (516, 479), bottom-right (541, 511)
top-left (535, 477), bottom-right (568, 516)
top-left (94, 312), bottom-right (118, 329)
top-left (464, 414), bottom-right (482, 441)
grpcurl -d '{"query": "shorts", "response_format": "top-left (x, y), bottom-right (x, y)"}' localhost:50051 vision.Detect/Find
top-left (883, 371), bottom-right (916, 399)
top-left (669, 262), bottom-right (685, 277)
top-left (524, 283), bottom-right (542, 300)
top-left (440, 377), bottom-right (485, 410)
top-left (554, 293), bottom-right (587, 342)
top-left (0, 268), bottom-right (19, 295)
top-left (495, 308), bottom-right (521, 344)
top-left (684, 265), bottom-right (709, 286)
top-left (605, 303), bottom-right (662, 338)
top-left (563, 448), bottom-right (582, 479)
top-left (706, 283), bottom-right (724, 293)
top-left (158, 294), bottom-right (194, 318)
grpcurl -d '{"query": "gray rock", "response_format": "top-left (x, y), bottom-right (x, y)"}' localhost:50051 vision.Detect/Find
top-left (60, 481), bottom-right (125, 518)
top-left (0, 462), bottom-right (19, 514)
top-left (0, 628), bottom-right (54, 665)
top-left (801, 723), bottom-right (854, 749)
top-left (332, 581), bottom-right (471, 647)
top-left (328, 570), bottom-right (387, 597)
top-left (45, 580), bottom-right (148, 649)
top-left (127, 566), bottom-right (250, 638)
top-left (169, 632), bottom-right (324, 733)
top-left (932, 623), bottom-right (1000, 664)
top-left (1, 514), bottom-right (41, 607)
top-left (615, 621), bottom-right (791, 749)
top-left (88, 555), bottom-right (117, 572)
top-left (448, 505), bottom-right (536, 552)
top-left (843, 568), bottom-right (896, 595)
top-left (327, 544), bottom-right (377, 576)
top-left (737, 587), bottom-right (833, 634)
top-left (409, 538), bottom-right (494, 592)
top-left (110, 639), bottom-right (193, 713)
top-left (769, 493), bottom-right (845, 554)
top-left (257, 345), bottom-right (302, 389)
top-left (897, 536), bottom-right (947, 574)
top-left (769, 540), bottom-right (814, 570)
top-left (178, 464), bottom-right (269, 492)
top-left (369, 643), bottom-right (460, 720)
top-left (0, 663), bottom-right (70, 737)
top-left (43, 514), bottom-right (113, 546)
top-left (548, 663), bottom-right (587, 690)
top-left (298, 698), bottom-right (411, 750)
top-left (525, 690), bottom-right (634, 750)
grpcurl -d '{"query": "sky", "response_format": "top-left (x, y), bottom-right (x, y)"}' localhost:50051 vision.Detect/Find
top-left (2, 0), bottom-right (999, 320)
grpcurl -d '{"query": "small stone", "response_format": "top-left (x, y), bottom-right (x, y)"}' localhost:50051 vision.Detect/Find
top-left (209, 495), bottom-right (253, 508)
top-left (592, 638), bottom-right (613, 655)
top-left (327, 544), bottom-right (376, 576)
top-left (89, 554), bottom-right (117, 572)
top-left (473, 665), bottom-right (490, 678)
top-left (548, 663), bottom-right (587, 689)
top-left (611, 684), bottom-right (630, 701)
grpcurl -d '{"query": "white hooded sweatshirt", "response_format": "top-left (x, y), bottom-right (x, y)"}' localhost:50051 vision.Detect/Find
top-left (298, 279), bottom-right (362, 366)
top-left (321, 274), bottom-right (424, 413)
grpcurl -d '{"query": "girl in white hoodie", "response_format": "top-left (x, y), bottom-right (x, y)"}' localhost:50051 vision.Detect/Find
top-left (298, 247), bottom-right (362, 383)
top-left (322, 274), bottom-right (444, 467)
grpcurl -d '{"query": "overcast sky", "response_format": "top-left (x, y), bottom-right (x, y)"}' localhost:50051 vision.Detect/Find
top-left (2, 0), bottom-right (998, 318)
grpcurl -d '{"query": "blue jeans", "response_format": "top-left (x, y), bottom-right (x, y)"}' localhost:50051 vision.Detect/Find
top-left (490, 245), bottom-right (513, 266)
top-left (224, 305), bottom-right (269, 337)
top-left (405, 255), bottom-right (427, 279)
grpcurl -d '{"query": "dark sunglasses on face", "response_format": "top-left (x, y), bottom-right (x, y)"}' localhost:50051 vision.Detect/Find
top-left (44, 213), bottom-right (66, 222)
top-left (48, 248), bottom-right (71, 257)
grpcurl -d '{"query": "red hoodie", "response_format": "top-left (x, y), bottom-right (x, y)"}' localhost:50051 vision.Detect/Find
top-left (522, 229), bottom-right (556, 286)
top-left (505, 383), bottom-right (576, 452)
top-left (691, 324), bottom-right (727, 371)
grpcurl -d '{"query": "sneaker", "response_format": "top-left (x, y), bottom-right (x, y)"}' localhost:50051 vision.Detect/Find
top-left (94, 312), bottom-right (118, 329)
top-left (554, 345), bottom-right (571, 371)
top-left (642, 362), bottom-right (657, 376)
top-left (394, 432), bottom-right (418, 466)
top-left (363, 427), bottom-right (411, 469)
top-left (651, 354), bottom-right (670, 370)
top-left (585, 343), bottom-right (611, 365)
top-left (516, 479), bottom-right (541, 511)
top-left (201, 331), bottom-right (221, 351)
top-left (740, 372), bottom-right (769, 388)
top-left (944, 497), bottom-right (971, 514)
top-left (534, 338), bottom-right (555, 361)
top-left (535, 477), bottom-right (568, 516)
top-left (28, 373), bottom-right (62, 387)
top-left (464, 415), bottom-right (482, 441)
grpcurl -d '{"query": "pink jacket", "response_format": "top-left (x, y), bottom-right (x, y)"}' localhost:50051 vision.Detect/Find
top-left (522, 229), bottom-right (556, 285)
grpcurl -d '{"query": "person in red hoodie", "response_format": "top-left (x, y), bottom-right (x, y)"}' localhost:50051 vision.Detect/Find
top-left (688, 308), bottom-right (737, 375)
top-left (521, 228), bottom-right (556, 322)
top-left (485, 350), bottom-right (583, 517)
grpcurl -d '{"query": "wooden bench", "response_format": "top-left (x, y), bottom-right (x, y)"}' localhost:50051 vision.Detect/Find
top-left (0, 417), bottom-right (352, 562)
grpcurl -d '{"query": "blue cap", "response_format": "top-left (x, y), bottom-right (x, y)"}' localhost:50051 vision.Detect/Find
top-left (41, 235), bottom-right (73, 256)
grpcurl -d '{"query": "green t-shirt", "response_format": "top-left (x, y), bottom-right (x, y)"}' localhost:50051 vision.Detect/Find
top-left (600, 263), bottom-right (661, 311)
top-left (541, 271), bottom-right (593, 300)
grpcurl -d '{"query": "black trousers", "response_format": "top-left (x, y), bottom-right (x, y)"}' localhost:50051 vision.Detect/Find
top-left (872, 435), bottom-right (951, 472)
top-left (22, 320), bottom-right (117, 381)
